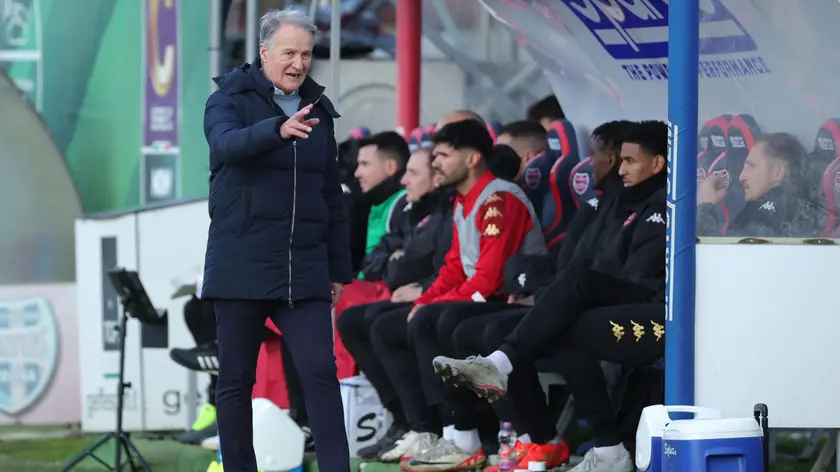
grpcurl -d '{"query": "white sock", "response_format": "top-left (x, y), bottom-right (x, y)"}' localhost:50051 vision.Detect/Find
top-left (453, 428), bottom-right (482, 453)
top-left (443, 425), bottom-right (456, 441)
top-left (518, 434), bottom-right (532, 444)
top-left (593, 444), bottom-right (627, 458)
top-left (486, 351), bottom-right (513, 375)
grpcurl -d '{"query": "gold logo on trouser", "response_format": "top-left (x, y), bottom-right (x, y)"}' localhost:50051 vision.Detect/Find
top-left (651, 321), bottom-right (664, 342)
top-left (610, 321), bottom-right (624, 342)
top-left (631, 320), bottom-right (644, 342)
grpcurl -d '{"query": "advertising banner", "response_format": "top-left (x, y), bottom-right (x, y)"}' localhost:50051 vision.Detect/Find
top-left (0, 283), bottom-right (80, 425)
top-left (0, 0), bottom-right (43, 109)
top-left (142, 0), bottom-right (180, 205)
top-left (478, 0), bottom-right (840, 145)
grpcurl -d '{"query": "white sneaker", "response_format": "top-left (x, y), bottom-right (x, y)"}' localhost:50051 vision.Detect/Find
top-left (568, 448), bottom-right (634, 472)
top-left (201, 434), bottom-right (220, 451)
top-left (379, 431), bottom-right (439, 462)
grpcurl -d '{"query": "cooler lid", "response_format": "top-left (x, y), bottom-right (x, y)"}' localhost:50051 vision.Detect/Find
top-left (664, 418), bottom-right (763, 440)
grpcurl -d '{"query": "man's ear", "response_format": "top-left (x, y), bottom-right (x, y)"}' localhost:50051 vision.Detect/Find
top-left (654, 154), bottom-right (666, 173)
top-left (259, 44), bottom-right (268, 63)
top-left (466, 151), bottom-right (483, 170)
top-left (385, 158), bottom-right (398, 176)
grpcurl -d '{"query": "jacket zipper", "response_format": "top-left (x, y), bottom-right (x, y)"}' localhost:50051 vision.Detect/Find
top-left (289, 141), bottom-right (297, 307)
top-left (287, 92), bottom-right (325, 307)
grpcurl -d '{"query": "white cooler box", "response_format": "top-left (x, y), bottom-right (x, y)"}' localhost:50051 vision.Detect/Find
top-left (340, 375), bottom-right (392, 457)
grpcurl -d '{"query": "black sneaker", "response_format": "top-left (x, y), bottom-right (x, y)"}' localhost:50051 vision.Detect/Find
top-left (175, 421), bottom-right (218, 445)
top-left (301, 426), bottom-right (315, 452)
top-left (356, 422), bottom-right (407, 460)
top-left (170, 343), bottom-right (219, 374)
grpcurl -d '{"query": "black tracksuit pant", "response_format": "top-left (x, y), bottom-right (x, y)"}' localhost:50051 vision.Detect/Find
top-left (336, 301), bottom-right (412, 428)
top-left (546, 303), bottom-right (665, 446)
top-left (370, 301), bottom-right (507, 435)
top-left (408, 302), bottom-right (510, 432)
top-left (451, 308), bottom-right (557, 444)
top-left (499, 269), bottom-right (655, 369)
top-left (213, 300), bottom-right (349, 472)
top-left (184, 297), bottom-right (308, 425)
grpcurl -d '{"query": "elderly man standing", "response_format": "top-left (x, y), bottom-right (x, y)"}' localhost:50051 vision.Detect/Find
top-left (202, 7), bottom-right (351, 472)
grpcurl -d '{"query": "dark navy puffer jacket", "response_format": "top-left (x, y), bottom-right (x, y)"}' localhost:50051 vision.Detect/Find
top-left (201, 59), bottom-right (352, 302)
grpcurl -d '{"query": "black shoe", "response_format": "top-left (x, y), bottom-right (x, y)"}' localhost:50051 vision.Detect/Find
top-left (175, 421), bottom-right (218, 445)
top-left (170, 343), bottom-right (219, 374)
top-left (356, 422), bottom-right (407, 460)
top-left (301, 425), bottom-right (315, 452)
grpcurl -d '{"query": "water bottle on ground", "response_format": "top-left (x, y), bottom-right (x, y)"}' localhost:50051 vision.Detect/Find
top-left (498, 422), bottom-right (517, 472)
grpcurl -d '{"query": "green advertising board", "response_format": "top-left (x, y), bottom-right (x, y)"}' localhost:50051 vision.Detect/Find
top-left (1, 0), bottom-right (210, 213)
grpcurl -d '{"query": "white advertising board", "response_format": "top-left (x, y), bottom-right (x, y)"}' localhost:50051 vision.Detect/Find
top-left (695, 243), bottom-right (840, 428)
top-left (135, 200), bottom-right (210, 431)
top-left (75, 214), bottom-right (143, 432)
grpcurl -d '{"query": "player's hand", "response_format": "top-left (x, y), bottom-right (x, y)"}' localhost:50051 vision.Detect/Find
top-left (330, 282), bottom-right (344, 308)
top-left (391, 283), bottom-right (422, 303)
top-left (698, 172), bottom-right (727, 205)
top-left (280, 104), bottom-right (320, 139)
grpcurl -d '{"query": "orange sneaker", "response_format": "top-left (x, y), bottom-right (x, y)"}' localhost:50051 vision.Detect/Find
top-left (483, 440), bottom-right (569, 472)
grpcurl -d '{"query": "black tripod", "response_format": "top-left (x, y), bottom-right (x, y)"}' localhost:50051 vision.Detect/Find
top-left (62, 268), bottom-right (167, 472)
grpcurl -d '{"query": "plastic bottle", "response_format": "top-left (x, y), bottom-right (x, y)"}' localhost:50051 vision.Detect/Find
top-left (498, 422), bottom-right (518, 472)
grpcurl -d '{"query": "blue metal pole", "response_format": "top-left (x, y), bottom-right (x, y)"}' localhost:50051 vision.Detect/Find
top-left (665, 0), bottom-right (699, 406)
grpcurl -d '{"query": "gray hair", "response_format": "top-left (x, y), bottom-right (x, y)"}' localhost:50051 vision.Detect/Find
top-left (259, 7), bottom-right (318, 49)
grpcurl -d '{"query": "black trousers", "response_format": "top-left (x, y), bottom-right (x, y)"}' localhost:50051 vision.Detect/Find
top-left (370, 305), bottom-right (440, 432)
top-left (500, 269), bottom-right (655, 368)
top-left (184, 297), bottom-right (307, 424)
top-left (408, 302), bottom-right (510, 431)
top-left (336, 301), bottom-right (412, 427)
top-left (547, 303), bottom-right (665, 447)
top-left (214, 300), bottom-right (348, 472)
top-left (451, 308), bottom-right (556, 444)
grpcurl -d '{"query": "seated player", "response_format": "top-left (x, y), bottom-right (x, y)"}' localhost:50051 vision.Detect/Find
top-left (434, 121), bottom-right (669, 472)
top-left (487, 144), bottom-right (526, 182)
top-left (337, 146), bottom-right (452, 459)
top-left (426, 120), bottom-right (634, 471)
top-left (369, 120), bottom-right (544, 469)
top-left (527, 95), bottom-right (566, 130)
top-left (697, 132), bottom-right (823, 237)
top-left (495, 120), bottom-right (547, 181)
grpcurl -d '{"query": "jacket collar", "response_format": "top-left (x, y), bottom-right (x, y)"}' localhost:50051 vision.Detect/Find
top-left (213, 57), bottom-right (340, 118)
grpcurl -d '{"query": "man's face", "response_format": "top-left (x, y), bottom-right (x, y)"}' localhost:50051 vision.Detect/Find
top-left (400, 150), bottom-right (437, 202)
top-left (740, 142), bottom-right (786, 201)
top-left (591, 138), bottom-right (616, 184)
top-left (618, 142), bottom-right (664, 187)
top-left (259, 24), bottom-right (313, 93)
top-left (432, 143), bottom-right (472, 188)
top-left (496, 133), bottom-right (536, 180)
top-left (354, 145), bottom-right (395, 193)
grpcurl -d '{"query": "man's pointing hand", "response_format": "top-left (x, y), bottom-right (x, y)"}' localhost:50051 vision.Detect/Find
top-left (280, 104), bottom-right (321, 140)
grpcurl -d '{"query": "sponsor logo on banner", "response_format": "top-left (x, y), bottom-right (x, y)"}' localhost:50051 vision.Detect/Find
top-left (86, 387), bottom-right (138, 417)
top-left (142, 0), bottom-right (180, 204)
top-left (563, 0), bottom-right (770, 82)
top-left (834, 171), bottom-right (840, 194)
top-left (729, 135), bottom-right (746, 148)
top-left (0, 296), bottom-right (59, 415)
top-left (711, 135), bottom-right (727, 148)
top-left (0, 0), bottom-right (43, 109)
top-left (572, 172), bottom-right (590, 195)
top-left (525, 167), bottom-right (541, 189)
top-left (547, 137), bottom-right (561, 151)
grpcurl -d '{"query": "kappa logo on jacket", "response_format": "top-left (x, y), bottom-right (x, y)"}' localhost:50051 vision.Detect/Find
top-left (646, 213), bottom-right (666, 224)
top-left (759, 201), bottom-right (776, 212)
top-left (587, 197), bottom-right (599, 209)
